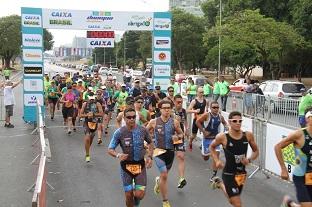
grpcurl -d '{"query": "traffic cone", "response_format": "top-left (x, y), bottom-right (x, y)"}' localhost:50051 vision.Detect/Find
top-left (232, 96), bottom-right (237, 110)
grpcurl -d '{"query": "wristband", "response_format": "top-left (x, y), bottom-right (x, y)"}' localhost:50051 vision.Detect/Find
top-left (116, 153), bottom-right (121, 158)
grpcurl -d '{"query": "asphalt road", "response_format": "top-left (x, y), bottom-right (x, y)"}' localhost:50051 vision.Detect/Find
top-left (0, 67), bottom-right (298, 207)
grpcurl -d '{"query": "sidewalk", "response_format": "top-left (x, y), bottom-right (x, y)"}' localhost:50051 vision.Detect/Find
top-left (0, 80), bottom-right (40, 207)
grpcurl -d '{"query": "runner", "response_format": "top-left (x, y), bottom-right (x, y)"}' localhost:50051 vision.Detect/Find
top-left (108, 107), bottom-right (154, 207)
top-left (80, 95), bottom-right (104, 162)
top-left (95, 88), bottom-right (105, 144)
top-left (196, 101), bottom-right (228, 181)
top-left (187, 87), bottom-right (209, 151)
top-left (114, 84), bottom-right (129, 114)
top-left (116, 96), bottom-right (135, 128)
top-left (60, 85), bottom-right (76, 134)
top-left (164, 86), bottom-right (175, 106)
top-left (47, 80), bottom-right (59, 120)
top-left (134, 96), bottom-right (151, 126)
top-left (275, 107), bottom-right (312, 207)
top-left (71, 82), bottom-right (80, 131)
top-left (173, 94), bottom-right (189, 189)
top-left (209, 111), bottom-right (259, 207)
top-left (146, 100), bottom-right (184, 207)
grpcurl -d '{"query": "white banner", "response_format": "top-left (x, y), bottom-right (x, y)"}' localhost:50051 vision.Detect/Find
top-left (153, 78), bottom-right (170, 91)
top-left (24, 94), bottom-right (44, 106)
top-left (154, 64), bottom-right (170, 76)
top-left (24, 79), bottom-right (43, 92)
top-left (22, 34), bottom-right (42, 47)
top-left (265, 123), bottom-right (296, 180)
top-left (86, 38), bottom-right (114, 48)
top-left (42, 9), bottom-right (153, 31)
top-left (22, 14), bottom-right (42, 27)
top-left (23, 49), bottom-right (43, 62)
top-left (154, 37), bottom-right (171, 49)
top-left (154, 18), bottom-right (171, 30)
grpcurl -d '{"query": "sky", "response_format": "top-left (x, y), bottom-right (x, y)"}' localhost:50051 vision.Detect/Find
top-left (0, 0), bottom-right (169, 47)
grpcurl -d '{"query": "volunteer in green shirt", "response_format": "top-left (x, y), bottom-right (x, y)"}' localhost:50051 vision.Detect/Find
top-left (3, 67), bottom-right (11, 80)
top-left (213, 77), bottom-right (220, 101)
top-left (219, 76), bottom-right (230, 112)
top-left (169, 78), bottom-right (180, 96)
top-left (47, 80), bottom-right (59, 120)
top-left (187, 79), bottom-right (197, 103)
top-left (134, 96), bottom-right (150, 126)
top-left (203, 79), bottom-right (213, 98)
top-left (298, 88), bottom-right (312, 127)
top-left (113, 84), bottom-right (128, 114)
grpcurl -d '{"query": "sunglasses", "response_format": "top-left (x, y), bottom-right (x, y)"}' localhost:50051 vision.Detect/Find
top-left (198, 91), bottom-right (204, 93)
top-left (230, 119), bottom-right (243, 123)
top-left (126, 115), bottom-right (136, 120)
top-left (212, 106), bottom-right (219, 109)
top-left (161, 107), bottom-right (171, 110)
top-left (168, 90), bottom-right (174, 92)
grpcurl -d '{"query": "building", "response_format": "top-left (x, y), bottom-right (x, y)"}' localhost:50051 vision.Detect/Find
top-left (53, 37), bottom-right (92, 58)
top-left (170, 0), bottom-right (204, 16)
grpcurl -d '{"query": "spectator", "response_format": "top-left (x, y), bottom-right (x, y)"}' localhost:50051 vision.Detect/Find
top-left (130, 79), bottom-right (141, 98)
top-left (169, 77), bottom-right (180, 96)
top-left (203, 79), bottom-right (213, 99)
top-left (212, 77), bottom-right (220, 102)
top-left (219, 76), bottom-right (230, 111)
top-left (2, 67), bottom-right (12, 80)
top-left (298, 88), bottom-right (312, 128)
top-left (1, 79), bottom-right (22, 128)
top-left (243, 78), bottom-right (254, 115)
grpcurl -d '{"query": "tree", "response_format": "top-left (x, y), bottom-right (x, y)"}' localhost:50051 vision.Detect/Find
top-left (43, 29), bottom-right (54, 51)
top-left (137, 31), bottom-right (152, 68)
top-left (172, 8), bottom-right (205, 73)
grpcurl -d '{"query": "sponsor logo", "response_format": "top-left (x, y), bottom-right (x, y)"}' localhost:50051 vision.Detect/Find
top-left (22, 34), bottom-right (42, 47)
top-left (154, 18), bottom-right (171, 30)
top-left (90, 40), bottom-right (112, 46)
top-left (87, 11), bottom-right (114, 22)
top-left (88, 25), bottom-right (100, 29)
top-left (158, 52), bottom-right (166, 61)
top-left (49, 19), bottom-right (72, 25)
top-left (22, 14), bottom-right (41, 27)
top-left (156, 40), bottom-right (169, 45)
top-left (51, 11), bottom-right (72, 17)
top-left (154, 65), bottom-right (170, 76)
top-left (128, 15), bottom-right (152, 27)
top-left (28, 96), bottom-right (37, 104)
top-left (24, 94), bottom-right (43, 106)
top-left (23, 49), bottom-right (43, 62)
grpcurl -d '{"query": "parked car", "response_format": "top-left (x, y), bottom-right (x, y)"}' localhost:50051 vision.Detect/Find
top-left (99, 67), bottom-right (110, 75)
top-left (230, 78), bottom-right (259, 92)
top-left (187, 75), bottom-right (208, 86)
top-left (259, 80), bottom-right (305, 112)
top-left (308, 87), bottom-right (312, 94)
top-left (111, 67), bottom-right (119, 74)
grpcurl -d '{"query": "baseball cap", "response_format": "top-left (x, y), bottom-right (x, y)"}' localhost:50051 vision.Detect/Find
top-left (88, 87), bottom-right (93, 91)
top-left (155, 85), bottom-right (161, 89)
top-left (101, 85), bottom-right (106, 89)
top-left (78, 79), bottom-right (83, 82)
top-left (113, 76), bottom-right (117, 80)
top-left (88, 95), bottom-right (96, 100)
top-left (121, 83), bottom-right (126, 87)
top-left (148, 85), bottom-right (154, 90)
top-left (300, 88), bottom-right (306, 92)
top-left (134, 79), bottom-right (140, 83)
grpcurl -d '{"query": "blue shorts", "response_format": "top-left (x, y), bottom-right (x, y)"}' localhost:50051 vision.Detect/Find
top-left (201, 138), bottom-right (220, 156)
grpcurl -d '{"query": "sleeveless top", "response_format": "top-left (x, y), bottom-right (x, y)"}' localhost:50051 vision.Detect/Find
top-left (205, 113), bottom-right (221, 138)
top-left (223, 132), bottom-right (249, 174)
top-left (193, 98), bottom-right (206, 119)
top-left (84, 102), bottom-right (98, 122)
top-left (154, 117), bottom-right (175, 150)
top-left (293, 129), bottom-right (312, 176)
top-left (174, 108), bottom-right (187, 132)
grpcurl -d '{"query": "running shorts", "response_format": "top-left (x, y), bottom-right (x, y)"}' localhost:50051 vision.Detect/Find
top-left (120, 160), bottom-right (146, 192)
top-left (154, 150), bottom-right (175, 173)
top-left (201, 138), bottom-right (220, 156)
top-left (222, 172), bottom-right (246, 198)
top-left (293, 175), bottom-right (312, 202)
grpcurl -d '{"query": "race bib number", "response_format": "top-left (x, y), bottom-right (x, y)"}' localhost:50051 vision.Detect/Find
top-left (87, 122), bottom-right (97, 130)
top-left (50, 92), bottom-right (55, 97)
top-left (126, 164), bottom-right (142, 175)
top-left (173, 136), bottom-right (183, 145)
top-left (235, 173), bottom-right (247, 186)
top-left (65, 102), bottom-right (73, 108)
top-left (305, 172), bottom-right (312, 185)
top-left (153, 148), bottom-right (167, 157)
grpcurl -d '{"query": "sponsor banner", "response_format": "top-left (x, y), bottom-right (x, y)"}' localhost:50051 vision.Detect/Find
top-left (42, 9), bottom-right (153, 31)
top-left (154, 37), bottom-right (170, 49)
top-left (23, 49), bottom-right (43, 62)
top-left (24, 79), bottom-right (43, 92)
top-left (24, 66), bottom-right (43, 75)
top-left (86, 38), bottom-right (114, 48)
top-left (22, 14), bottom-right (42, 27)
top-left (154, 51), bottom-right (171, 63)
top-left (154, 18), bottom-right (171, 30)
top-left (87, 31), bottom-right (114, 38)
top-left (22, 34), bottom-right (42, 47)
top-left (24, 93), bottom-right (44, 106)
top-left (154, 64), bottom-right (170, 76)
top-left (153, 78), bottom-right (170, 91)
top-left (265, 123), bottom-right (295, 181)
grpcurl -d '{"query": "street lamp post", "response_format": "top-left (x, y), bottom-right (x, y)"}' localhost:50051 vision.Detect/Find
top-left (94, 52), bottom-right (97, 64)
top-left (123, 34), bottom-right (126, 71)
top-left (218, 0), bottom-right (222, 77)
top-left (103, 47), bottom-right (106, 67)
top-left (115, 41), bottom-right (118, 67)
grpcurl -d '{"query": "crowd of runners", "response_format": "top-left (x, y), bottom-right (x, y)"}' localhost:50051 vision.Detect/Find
top-left (43, 69), bottom-right (312, 207)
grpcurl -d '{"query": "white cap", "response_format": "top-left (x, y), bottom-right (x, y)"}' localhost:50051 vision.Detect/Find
top-left (88, 95), bottom-right (96, 100)
top-left (101, 85), bottom-right (106, 89)
top-left (121, 83), bottom-right (126, 87)
top-left (88, 87), bottom-right (93, 91)
top-left (78, 79), bottom-right (83, 82)
top-left (113, 76), bottom-right (117, 80)
top-left (305, 111), bottom-right (312, 119)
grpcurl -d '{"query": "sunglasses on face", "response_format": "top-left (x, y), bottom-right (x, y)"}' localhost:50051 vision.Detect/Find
top-left (126, 115), bottom-right (136, 120)
top-left (230, 119), bottom-right (243, 123)
top-left (168, 90), bottom-right (174, 92)
top-left (156, 88), bottom-right (160, 90)
top-left (211, 106), bottom-right (219, 109)
top-left (161, 107), bottom-right (171, 110)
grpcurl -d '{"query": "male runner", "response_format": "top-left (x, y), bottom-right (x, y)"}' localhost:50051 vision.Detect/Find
top-left (209, 111), bottom-right (259, 207)
top-left (196, 101), bottom-right (227, 180)
top-left (173, 94), bottom-right (189, 188)
top-left (47, 80), bottom-right (59, 120)
top-left (80, 95), bottom-right (103, 162)
top-left (187, 87), bottom-right (209, 151)
top-left (275, 107), bottom-right (312, 207)
top-left (146, 100), bottom-right (184, 207)
top-left (108, 108), bottom-right (154, 207)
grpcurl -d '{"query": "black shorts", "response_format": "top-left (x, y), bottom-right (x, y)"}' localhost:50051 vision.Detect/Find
top-left (78, 100), bottom-right (83, 109)
top-left (192, 119), bottom-right (203, 134)
top-left (222, 172), bottom-right (245, 198)
top-left (62, 107), bottom-right (74, 119)
top-left (293, 175), bottom-right (312, 202)
top-left (83, 121), bottom-right (97, 137)
top-left (154, 150), bottom-right (175, 172)
top-left (5, 105), bottom-right (13, 117)
top-left (48, 98), bottom-right (58, 105)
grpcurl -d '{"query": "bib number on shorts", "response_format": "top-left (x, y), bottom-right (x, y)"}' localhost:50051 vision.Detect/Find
top-left (235, 173), bottom-right (247, 186)
top-left (305, 172), bottom-right (312, 185)
top-left (126, 164), bottom-right (142, 175)
top-left (87, 122), bottom-right (97, 130)
top-left (173, 137), bottom-right (183, 145)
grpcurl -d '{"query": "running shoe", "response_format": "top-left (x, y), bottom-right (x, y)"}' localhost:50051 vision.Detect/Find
top-left (134, 197), bottom-right (140, 207)
top-left (210, 176), bottom-right (222, 190)
top-left (67, 129), bottom-right (72, 135)
top-left (280, 195), bottom-right (293, 207)
top-left (154, 176), bottom-right (160, 195)
top-left (162, 200), bottom-right (171, 207)
top-left (73, 127), bottom-right (76, 132)
top-left (210, 173), bottom-right (217, 182)
top-left (6, 123), bottom-right (14, 128)
top-left (85, 155), bottom-right (91, 162)
top-left (97, 138), bottom-right (102, 145)
top-left (177, 178), bottom-right (187, 188)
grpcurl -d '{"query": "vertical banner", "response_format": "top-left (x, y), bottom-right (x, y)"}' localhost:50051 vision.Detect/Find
top-left (21, 7), bottom-right (44, 122)
top-left (152, 12), bottom-right (172, 90)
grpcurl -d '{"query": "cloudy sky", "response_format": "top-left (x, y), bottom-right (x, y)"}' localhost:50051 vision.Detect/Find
top-left (0, 0), bottom-right (169, 46)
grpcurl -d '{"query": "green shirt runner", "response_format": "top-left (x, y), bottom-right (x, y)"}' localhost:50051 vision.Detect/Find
top-left (299, 94), bottom-right (312, 115)
top-left (219, 81), bottom-right (229, 96)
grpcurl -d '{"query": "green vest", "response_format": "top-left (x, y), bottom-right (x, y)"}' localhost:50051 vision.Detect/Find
top-left (138, 108), bottom-right (148, 126)
top-left (170, 83), bottom-right (180, 95)
top-left (3, 68), bottom-right (11, 77)
top-left (213, 82), bottom-right (220, 95)
top-left (189, 84), bottom-right (197, 95)
top-left (203, 84), bottom-right (211, 95)
top-left (219, 81), bottom-right (229, 95)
